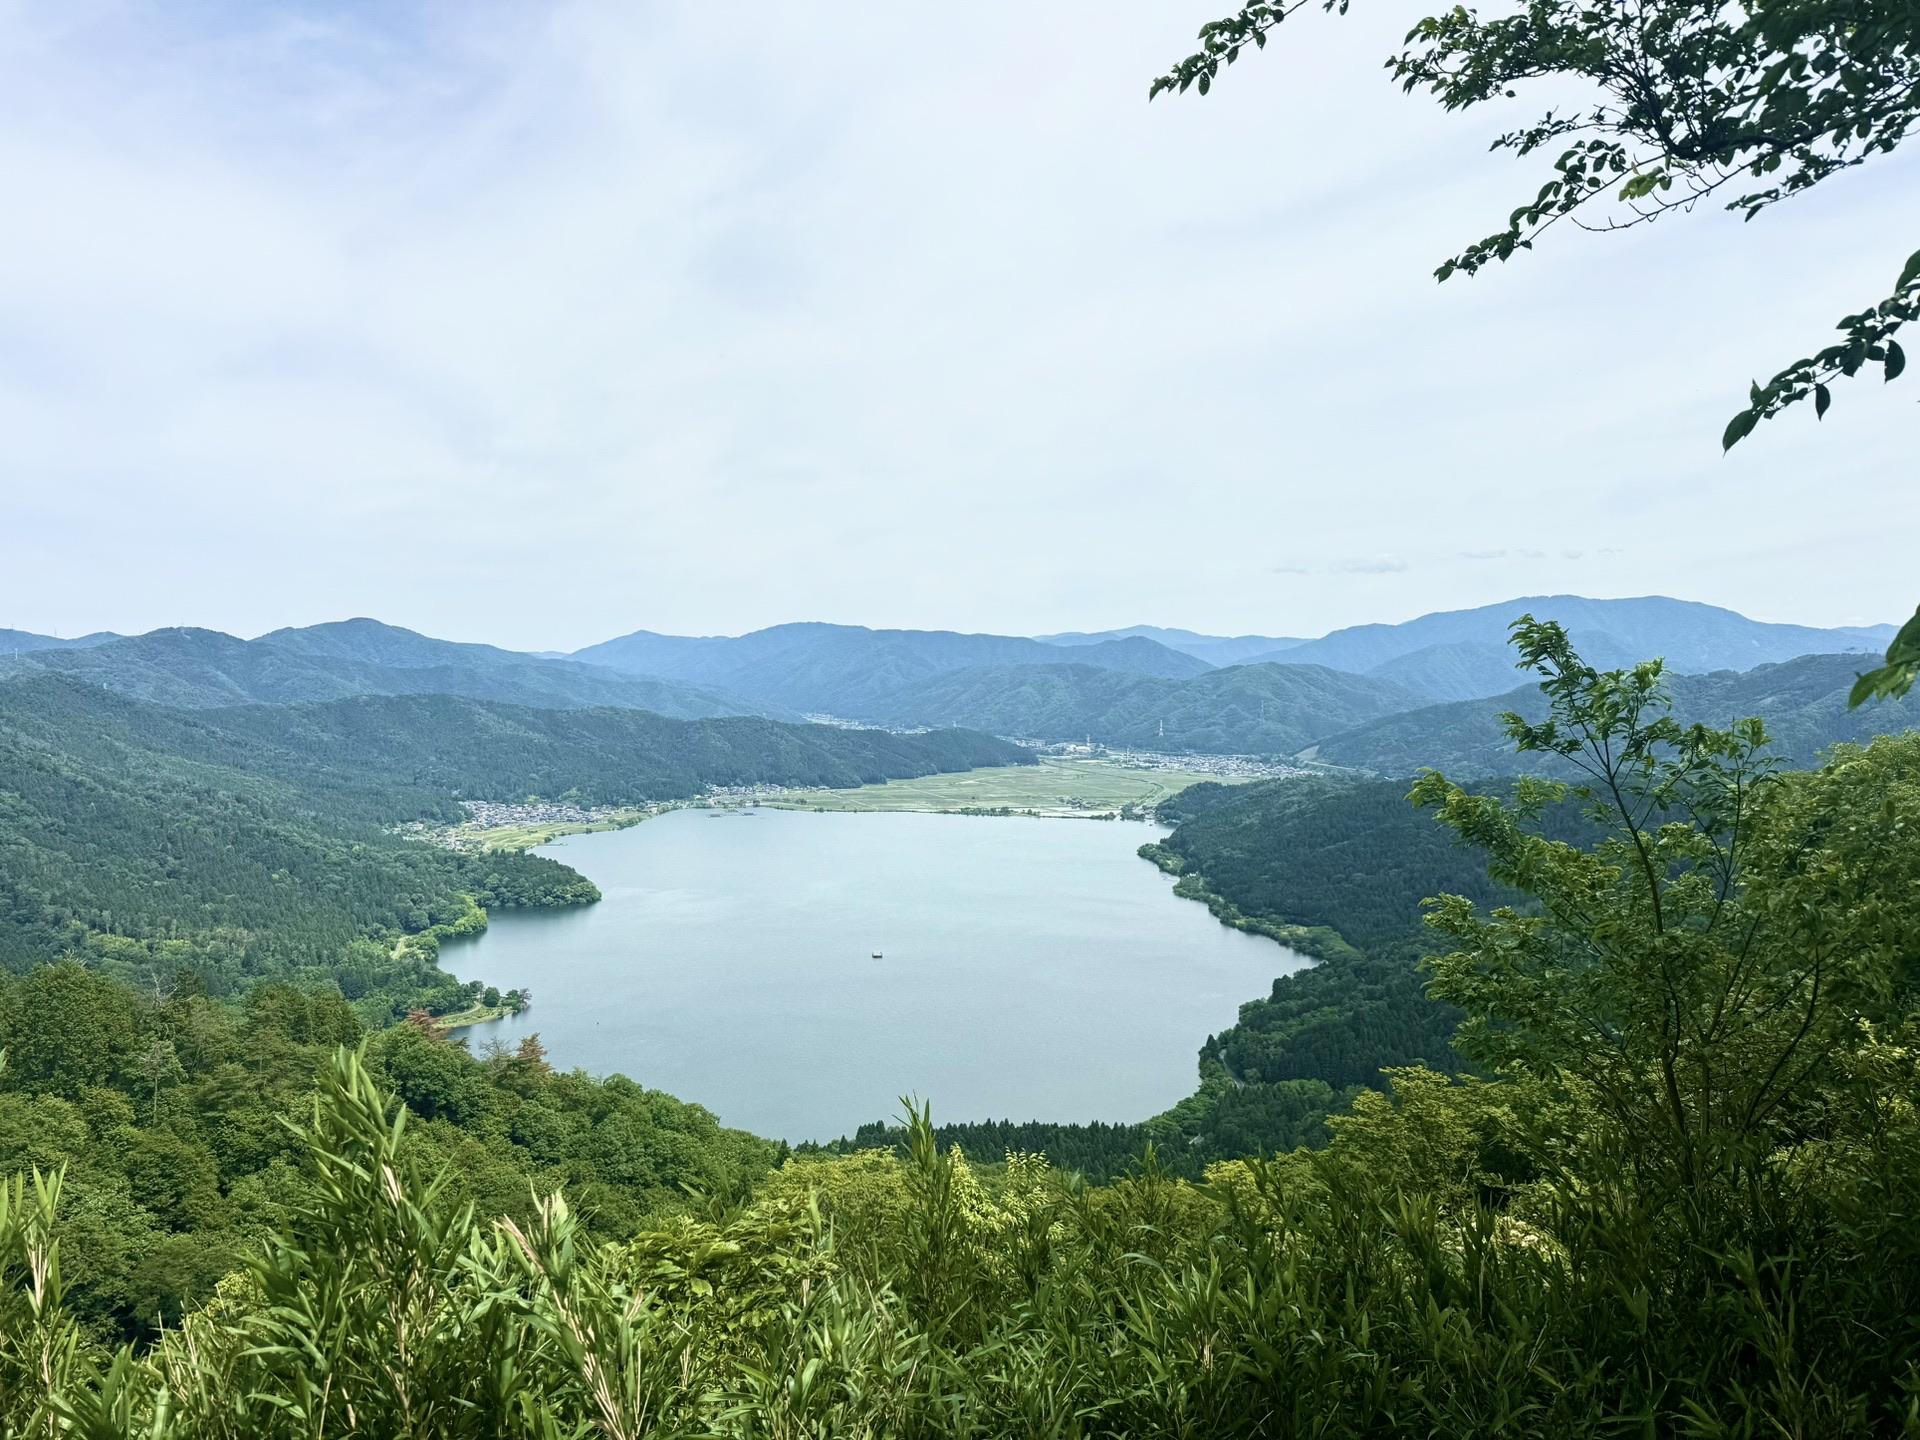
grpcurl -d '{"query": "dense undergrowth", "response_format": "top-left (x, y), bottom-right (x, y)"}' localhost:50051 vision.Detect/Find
top-left (6, 1035), bottom-right (1917, 1437)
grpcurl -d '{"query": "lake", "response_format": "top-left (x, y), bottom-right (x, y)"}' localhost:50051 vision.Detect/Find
top-left (443, 808), bottom-right (1305, 1141)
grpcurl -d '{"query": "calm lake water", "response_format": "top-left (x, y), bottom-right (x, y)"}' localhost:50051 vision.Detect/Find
top-left (443, 809), bottom-right (1305, 1141)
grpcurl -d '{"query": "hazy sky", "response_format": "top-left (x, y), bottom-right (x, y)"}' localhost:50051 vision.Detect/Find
top-left (3, 1), bottom-right (1916, 651)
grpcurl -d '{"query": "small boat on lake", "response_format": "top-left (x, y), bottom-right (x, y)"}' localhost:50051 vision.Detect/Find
top-left (871, 951), bottom-right (884, 960)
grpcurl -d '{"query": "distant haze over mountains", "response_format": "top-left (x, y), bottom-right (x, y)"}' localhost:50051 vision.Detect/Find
top-left (0, 596), bottom-right (1908, 768)
top-left (1033, 627), bottom-right (1309, 668)
top-left (1309, 652), bottom-right (1920, 777)
top-left (1, 628), bottom-right (125, 654)
top-left (1246, 594), bottom-right (1893, 682)
top-left (572, 595), bottom-right (1894, 711)
top-left (0, 623), bottom-right (769, 720)
top-left (570, 623), bottom-right (1212, 717)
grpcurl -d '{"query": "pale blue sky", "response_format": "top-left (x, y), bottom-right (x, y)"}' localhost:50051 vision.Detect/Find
top-left (2, 1), bottom-right (1915, 650)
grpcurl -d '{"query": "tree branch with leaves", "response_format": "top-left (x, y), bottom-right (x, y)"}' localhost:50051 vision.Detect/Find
top-left (1410, 620), bottom-right (1914, 1202)
top-left (1154, 0), bottom-right (1920, 699)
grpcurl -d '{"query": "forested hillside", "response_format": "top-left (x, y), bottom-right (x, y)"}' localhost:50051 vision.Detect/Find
top-left (866, 660), bottom-right (1421, 751)
top-left (196, 692), bottom-right (1027, 806)
top-left (0, 966), bottom-right (778, 1343)
top-left (1151, 776), bottom-right (1595, 1095)
top-left (1363, 639), bottom-right (1541, 702)
top-left (11, 602), bottom-right (1902, 740)
top-left (571, 613), bottom-right (1920, 759)
top-left (1251, 594), bottom-right (1894, 698)
top-left (572, 621), bottom-right (1214, 711)
top-left (2, 624), bottom-right (764, 718)
top-left (0, 685), bottom-right (596, 1013)
top-left (0, 627), bottom-right (120, 653)
top-left (1313, 652), bottom-right (1920, 775)
top-left (1035, 625), bottom-right (1308, 665)
top-left (0, 675), bottom-right (1027, 1012)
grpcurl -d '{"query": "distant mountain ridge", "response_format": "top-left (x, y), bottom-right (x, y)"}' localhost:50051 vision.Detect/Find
top-left (572, 622), bottom-right (1213, 715)
top-left (568, 597), bottom-right (1898, 740)
top-left (1247, 595), bottom-right (1894, 699)
top-left (856, 660), bottom-right (1423, 754)
top-left (1308, 652), bottom-right (1920, 777)
top-left (1, 598), bottom-right (1902, 758)
top-left (1034, 626), bottom-right (1308, 667)
top-left (1, 623), bottom-right (770, 719)
top-left (0, 671), bottom-right (1029, 818)
top-left (0, 628), bottom-right (122, 655)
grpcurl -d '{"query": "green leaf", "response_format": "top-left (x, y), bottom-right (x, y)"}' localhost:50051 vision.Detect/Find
top-left (1886, 340), bottom-right (1906, 381)
top-left (1721, 408), bottom-right (1760, 451)
top-left (1851, 607), bottom-right (1920, 707)
top-left (1850, 660), bottom-right (1919, 706)
top-left (1815, 383), bottom-right (1831, 418)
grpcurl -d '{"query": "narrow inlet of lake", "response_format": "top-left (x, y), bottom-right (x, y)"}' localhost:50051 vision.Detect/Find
top-left (442, 808), bottom-right (1305, 1141)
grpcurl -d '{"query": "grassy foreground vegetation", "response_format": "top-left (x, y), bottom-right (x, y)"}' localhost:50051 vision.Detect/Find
top-left (4, 622), bottom-right (1919, 1434)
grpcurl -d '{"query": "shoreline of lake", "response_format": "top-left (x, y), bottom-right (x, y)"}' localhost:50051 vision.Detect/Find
top-left (442, 808), bottom-right (1306, 1142)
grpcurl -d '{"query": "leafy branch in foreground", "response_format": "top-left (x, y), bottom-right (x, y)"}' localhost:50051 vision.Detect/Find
top-left (1723, 244), bottom-right (1918, 450)
top-left (1153, 1), bottom-right (1920, 702)
top-left (1156, 1), bottom-right (1918, 271)
top-left (1412, 617), bottom-right (1913, 1198)
top-left (1850, 603), bottom-right (1920, 706)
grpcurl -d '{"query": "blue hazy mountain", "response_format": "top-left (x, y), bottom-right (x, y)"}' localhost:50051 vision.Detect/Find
top-left (862, 659), bottom-right (1422, 754)
top-left (1308, 652), bottom-right (1919, 776)
top-left (572, 622), bottom-right (1214, 716)
top-left (0, 628), bottom-right (121, 655)
top-left (1244, 595), bottom-right (1895, 701)
top-left (1033, 626), bottom-right (1309, 666)
top-left (5, 623), bottom-right (770, 719)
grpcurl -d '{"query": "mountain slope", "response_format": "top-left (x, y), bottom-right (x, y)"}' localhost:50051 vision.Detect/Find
top-left (869, 660), bottom-right (1422, 753)
top-left (572, 622), bottom-right (1212, 713)
top-left (0, 676), bottom-right (597, 1010)
top-left (1363, 641), bottom-right (1540, 703)
top-left (257, 617), bottom-right (553, 669)
top-left (0, 674), bottom-right (1029, 1001)
top-left (0, 628), bottom-right (121, 654)
top-left (195, 693), bottom-right (1030, 807)
top-left (1248, 596), bottom-right (1895, 700)
top-left (1311, 652), bottom-right (1920, 776)
top-left (0, 673), bottom-right (1028, 819)
top-left (1035, 626), bottom-right (1308, 666)
top-left (6, 626), bottom-right (766, 718)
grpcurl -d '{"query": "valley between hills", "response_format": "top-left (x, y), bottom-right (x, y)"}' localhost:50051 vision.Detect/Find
top-left (4, 595), bottom-right (1918, 1432)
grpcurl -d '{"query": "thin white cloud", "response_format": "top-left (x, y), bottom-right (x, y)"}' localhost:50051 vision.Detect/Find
top-left (1331, 556), bottom-right (1410, 575)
